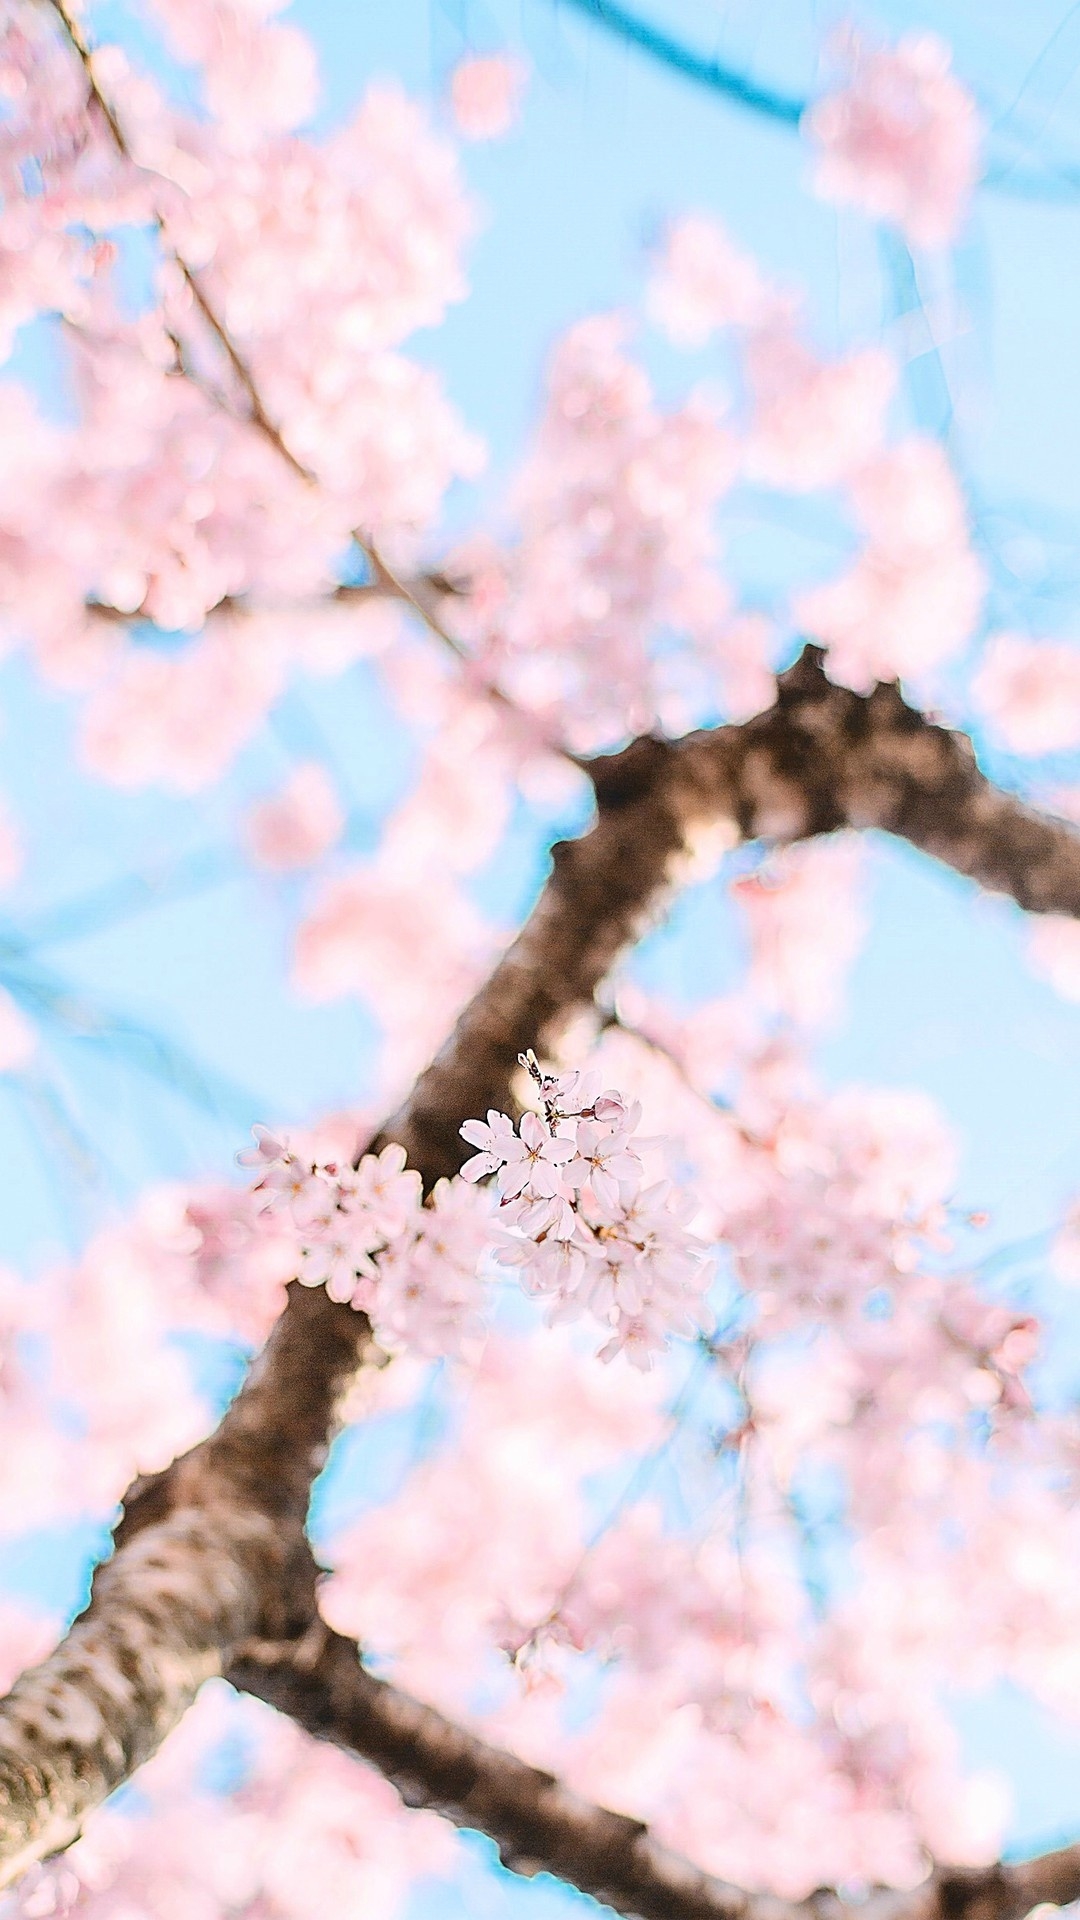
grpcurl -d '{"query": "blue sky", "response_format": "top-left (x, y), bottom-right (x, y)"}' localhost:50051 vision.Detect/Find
top-left (8, 0), bottom-right (1080, 1904)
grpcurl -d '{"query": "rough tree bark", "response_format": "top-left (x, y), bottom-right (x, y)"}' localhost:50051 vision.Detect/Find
top-left (2, 650), bottom-right (1080, 1917)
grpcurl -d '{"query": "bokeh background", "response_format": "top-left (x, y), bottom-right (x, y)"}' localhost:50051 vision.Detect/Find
top-left (8, 0), bottom-right (1080, 1904)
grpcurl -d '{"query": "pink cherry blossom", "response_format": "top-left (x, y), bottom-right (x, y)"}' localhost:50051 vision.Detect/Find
top-left (804, 28), bottom-right (981, 250)
top-left (292, 857), bottom-right (495, 1086)
top-left (148, 0), bottom-right (320, 146)
top-left (972, 634), bottom-right (1080, 755)
top-left (346, 1141), bottom-right (424, 1242)
top-left (744, 318), bottom-right (896, 492)
top-left (459, 1108), bottom-right (520, 1180)
top-left (647, 213), bottom-right (774, 345)
top-left (244, 1130), bottom-right (501, 1352)
top-left (732, 835), bottom-right (867, 1030)
top-left (80, 618), bottom-right (288, 793)
top-left (449, 54), bottom-right (527, 141)
top-left (459, 1062), bottom-right (713, 1364)
top-left (6, 1680), bottom-right (455, 1920)
top-left (1027, 914), bottom-right (1080, 1002)
top-left (243, 760), bottom-right (344, 870)
top-left (321, 1328), bottom-right (663, 1708)
top-left (5, 10), bottom-right (1080, 1910)
top-left (489, 1109), bottom-right (579, 1200)
top-left (794, 437), bottom-right (984, 690)
top-left (374, 1175), bottom-right (493, 1357)
top-left (444, 315), bottom-right (739, 747)
top-left (571, 1114), bottom-right (641, 1209)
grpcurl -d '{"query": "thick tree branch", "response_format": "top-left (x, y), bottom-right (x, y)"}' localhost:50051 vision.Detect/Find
top-left (683, 648), bottom-right (1080, 916)
top-left (0, 712), bottom-right (698, 1886)
top-left (0, 1287), bottom-right (372, 1885)
top-left (229, 1628), bottom-right (1080, 1920)
top-left (3, 652), bottom-right (1080, 1891)
top-left (229, 1628), bottom-right (804, 1920)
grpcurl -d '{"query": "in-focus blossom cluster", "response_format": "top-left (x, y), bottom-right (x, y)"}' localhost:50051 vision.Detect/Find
top-left (243, 1054), bottom-right (712, 1367)
top-left (7, 1007), bottom-right (1080, 1905)
top-left (460, 1052), bottom-right (713, 1367)
top-left (804, 27), bottom-right (981, 249)
top-left (244, 1130), bottom-right (492, 1357)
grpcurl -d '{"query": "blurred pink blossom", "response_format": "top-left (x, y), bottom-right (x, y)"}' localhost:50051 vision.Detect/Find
top-left (804, 28), bottom-right (981, 249)
top-left (647, 213), bottom-right (773, 345)
top-left (972, 634), bottom-right (1080, 755)
top-left (744, 319), bottom-right (896, 491)
top-left (732, 836), bottom-right (867, 1030)
top-left (794, 437), bottom-right (984, 689)
top-left (1027, 915), bottom-right (1080, 1002)
top-left (148, 0), bottom-right (320, 144)
top-left (243, 760), bottom-right (344, 870)
top-left (449, 53), bottom-right (527, 140)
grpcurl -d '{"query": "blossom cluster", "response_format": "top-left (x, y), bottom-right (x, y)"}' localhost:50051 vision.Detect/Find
top-left (804, 27), bottom-right (981, 250)
top-left (321, 1327), bottom-right (1015, 1898)
top-left (0, 0), bottom-right (996, 788)
top-left (0, 8), bottom-right (478, 780)
top-left (973, 634), bottom-right (1080, 756)
top-left (441, 315), bottom-right (772, 747)
top-left (244, 1130), bottom-right (491, 1358)
top-left (243, 1057), bottom-right (712, 1368)
top-left (793, 436), bottom-right (985, 692)
top-left (460, 1053), bottom-right (713, 1367)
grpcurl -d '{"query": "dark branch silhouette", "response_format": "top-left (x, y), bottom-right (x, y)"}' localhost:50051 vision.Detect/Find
top-left (554, 0), bottom-right (803, 126)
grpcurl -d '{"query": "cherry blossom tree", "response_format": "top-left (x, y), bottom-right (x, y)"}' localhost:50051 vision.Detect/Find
top-left (6, 5), bottom-right (1080, 1920)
